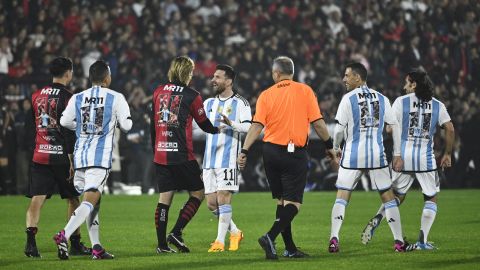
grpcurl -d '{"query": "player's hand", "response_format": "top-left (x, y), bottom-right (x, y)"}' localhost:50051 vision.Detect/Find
top-left (217, 125), bottom-right (227, 133)
top-left (219, 113), bottom-right (232, 126)
top-left (440, 154), bottom-right (452, 170)
top-left (237, 153), bottom-right (247, 170)
top-left (392, 155), bottom-right (404, 172)
top-left (326, 149), bottom-right (339, 171)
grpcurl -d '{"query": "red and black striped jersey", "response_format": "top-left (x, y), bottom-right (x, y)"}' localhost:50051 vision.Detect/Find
top-left (31, 83), bottom-right (75, 165)
top-left (150, 82), bottom-right (218, 165)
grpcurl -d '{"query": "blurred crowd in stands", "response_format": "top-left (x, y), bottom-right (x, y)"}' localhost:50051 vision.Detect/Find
top-left (0, 0), bottom-right (479, 194)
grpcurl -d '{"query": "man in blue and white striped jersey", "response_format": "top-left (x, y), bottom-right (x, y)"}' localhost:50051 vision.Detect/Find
top-left (361, 69), bottom-right (454, 250)
top-left (329, 62), bottom-right (410, 252)
top-left (202, 64), bottom-right (251, 253)
top-left (53, 60), bottom-right (132, 260)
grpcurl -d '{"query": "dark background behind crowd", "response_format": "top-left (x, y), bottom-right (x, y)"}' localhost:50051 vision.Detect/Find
top-left (0, 0), bottom-right (479, 195)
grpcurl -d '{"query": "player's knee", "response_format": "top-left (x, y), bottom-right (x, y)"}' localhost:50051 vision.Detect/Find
top-left (217, 191), bottom-right (232, 204)
top-left (191, 190), bottom-right (205, 202)
top-left (206, 198), bottom-right (217, 211)
top-left (423, 193), bottom-right (437, 203)
top-left (67, 196), bottom-right (80, 205)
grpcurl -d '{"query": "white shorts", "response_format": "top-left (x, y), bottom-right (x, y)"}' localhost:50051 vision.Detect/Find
top-left (203, 168), bottom-right (239, 194)
top-left (336, 167), bottom-right (392, 191)
top-left (392, 171), bottom-right (440, 197)
top-left (74, 168), bottom-right (110, 194)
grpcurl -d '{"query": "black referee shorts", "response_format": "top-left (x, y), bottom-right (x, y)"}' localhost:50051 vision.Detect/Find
top-left (155, 160), bottom-right (204, 193)
top-left (263, 142), bottom-right (308, 203)
top-left (26, 162), bottom-right (78, 199)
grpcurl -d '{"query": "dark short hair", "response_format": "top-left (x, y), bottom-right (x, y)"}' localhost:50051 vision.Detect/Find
top-left (407, 68), bottom-right (434, 101)
top-left (49, 57), bottom-right (73, 78)
top-left (89, 60), bottom-right (110, 84)
top-left (272, 56), bottom-right (294, 75)
top-left (216, 64), bottom-right (236, 82)
top-left (345, 62), bottom-right (368, 81)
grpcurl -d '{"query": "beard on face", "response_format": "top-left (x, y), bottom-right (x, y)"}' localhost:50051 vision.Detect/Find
top-left (214, 82), bottom-right (226, 95)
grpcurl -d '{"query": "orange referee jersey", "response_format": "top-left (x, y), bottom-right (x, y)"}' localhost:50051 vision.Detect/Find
top-left (253, 79), bottom-right (322, 147)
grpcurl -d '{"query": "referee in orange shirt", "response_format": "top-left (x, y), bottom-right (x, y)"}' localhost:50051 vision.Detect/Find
top-left (238, 56), bottom-right (337, 260)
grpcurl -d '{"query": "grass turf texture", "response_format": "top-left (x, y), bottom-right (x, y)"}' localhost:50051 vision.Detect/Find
top-left (0, 190), bottom-right (479, 270)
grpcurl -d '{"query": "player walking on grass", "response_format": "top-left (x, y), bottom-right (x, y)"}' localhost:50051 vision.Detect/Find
top-left (329, 62), bottom-right (411, 252)
top-left (151, 56), bottom-right (221, 254)
top-left (361, 69), bottom-right (454, 250)
top-left (25, 57), bottom-right (91, 258)
top-left (238, 56), bottom-right (337, 260)
top-left (53, 60), bottom-right (132, 260)
top-left (202, 64), bottom-right (251, 252)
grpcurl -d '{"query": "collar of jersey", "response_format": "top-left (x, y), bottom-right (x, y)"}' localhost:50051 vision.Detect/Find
top-left (216, 91), bottom-right (236, 102)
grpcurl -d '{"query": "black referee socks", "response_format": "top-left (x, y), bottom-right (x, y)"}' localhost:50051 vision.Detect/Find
top-left (276, 205), bottom-right (298, 252)
top-left (267, 204), bottom-right (299, 241)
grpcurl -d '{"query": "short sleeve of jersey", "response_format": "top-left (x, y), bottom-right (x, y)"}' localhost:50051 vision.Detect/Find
top-left (238, 100), bottom-right (252, 123)
top-left (307, 88), bottom-right (322, 123)
top-left (116, 94), bottom-right (132, 122)
top-left (383, 96), bottom-right (397, 125)
top-left (438, 102), bottom-right (451, 126)
top-left (191, 94), bottom-right (208, 123)
top-left (335, 96), bottom-right (350, 126)
top-left (61, 94), bottom-right (77, 123)
top-left (392, 97), bottom-right (402, 122)
top-left (253, 91), bottom-right (267, 126)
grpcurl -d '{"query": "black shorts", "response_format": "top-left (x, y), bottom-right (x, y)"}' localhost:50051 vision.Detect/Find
top-left (26, 162), bottom-right (78, 199)
top-left (263, 142), bottom-right (308, 203)
top-left (155, 160), bottom-right (204, 193)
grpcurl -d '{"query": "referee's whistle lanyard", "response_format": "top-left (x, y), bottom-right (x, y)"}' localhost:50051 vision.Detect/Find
top-left (287, 82), bottom-right (295, 153)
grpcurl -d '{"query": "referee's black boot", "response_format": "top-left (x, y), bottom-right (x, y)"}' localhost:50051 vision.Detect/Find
top-left (258, 234), bottom-right (278, 260)
top-left (24, 227), bottom-right (41, 258)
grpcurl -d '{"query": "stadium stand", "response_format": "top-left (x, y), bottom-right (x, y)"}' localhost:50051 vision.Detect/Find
top-left (0, 0), bottom-right (478, 194)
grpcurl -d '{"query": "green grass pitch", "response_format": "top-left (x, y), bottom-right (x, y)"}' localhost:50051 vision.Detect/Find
top-left (0, 190), bottom-right (479, 270)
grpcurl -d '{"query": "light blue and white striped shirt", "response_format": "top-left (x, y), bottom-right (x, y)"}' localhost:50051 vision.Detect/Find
top-left (60, 86), bottom-right (132, 169)
top-left (392, 93), bottom-right (451, 172)
top-left (202, 94), bottom-right (251, 169)
top-left (335, 85), bottom-right (397, 169)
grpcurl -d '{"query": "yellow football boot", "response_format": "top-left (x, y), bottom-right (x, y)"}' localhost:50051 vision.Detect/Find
top-left (228, 231), bottom-right (244, 251)
top-left (208, 240), bottom-right (225, 252)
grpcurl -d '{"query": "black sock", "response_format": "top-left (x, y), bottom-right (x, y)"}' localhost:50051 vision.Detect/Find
top-left (267, 204), bottom-right (298, 241)
top-left (171, 197), bottom-right (201, 236)
top-left (155, 203), bottom-right (170, 248)
top-left (275, 205), bottom-right (297, 252)
top-left (70, 234), bottom-right (81, 247)
top-left (26, 227), bottom-right (37, 244)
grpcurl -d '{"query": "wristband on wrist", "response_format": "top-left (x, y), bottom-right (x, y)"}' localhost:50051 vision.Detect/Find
top-left (324, 137), bottom-right (333, 150)
top-left (241, 149), bottom-right (249, 155)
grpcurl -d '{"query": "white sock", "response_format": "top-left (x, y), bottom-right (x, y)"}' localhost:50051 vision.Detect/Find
top-left (384, 199), bottom-right (403, 241)
top-left (420, 201), bottom-right (437, 243)
top-left (376, 196), bottom-right (400, 219)
top-left (229, 219), bottom-right (240, 234)
top-left (65, 202), bottom-right (93, 239)
top-left (330, 199), bottom-right (348, 240)
top-left (212, 208), bottom-right (239, 234)
top-left (376, 204), bottom-right (385, 218)
top-left (216, 204), bottom-right (232, 244)
top-left (86, 207), bottom-right (100, 247)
